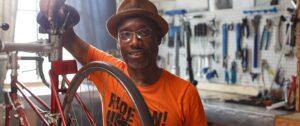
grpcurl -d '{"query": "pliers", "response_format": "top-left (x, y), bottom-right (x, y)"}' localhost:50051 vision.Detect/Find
top-left (241, 18), bottom-right (250, 38)
top-left (260, 19), bottom-right (272, 50)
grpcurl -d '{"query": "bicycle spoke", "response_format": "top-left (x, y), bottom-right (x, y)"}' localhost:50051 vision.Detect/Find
top-left (71, 105), bottom-right (79, 125)
top-left (62, 62), bottom-right (154, 126)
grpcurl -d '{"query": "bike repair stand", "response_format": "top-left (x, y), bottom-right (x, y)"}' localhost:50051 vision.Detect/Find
top-left (4, 52), bottom-right (30, 126)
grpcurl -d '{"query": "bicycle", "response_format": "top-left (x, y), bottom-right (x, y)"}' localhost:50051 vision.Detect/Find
top-left (0, 5), bottom-right (153, 126)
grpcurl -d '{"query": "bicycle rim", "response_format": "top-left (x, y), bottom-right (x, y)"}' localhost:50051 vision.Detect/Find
top-left (61, 61), bottom-right (153, 126)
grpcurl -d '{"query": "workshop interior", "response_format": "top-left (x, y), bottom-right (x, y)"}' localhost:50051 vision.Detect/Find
top-left (1, 0), bottom-right (300, 126)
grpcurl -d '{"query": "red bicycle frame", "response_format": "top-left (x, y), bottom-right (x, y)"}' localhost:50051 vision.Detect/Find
top-left (4, 58), bottom-right (96, 126)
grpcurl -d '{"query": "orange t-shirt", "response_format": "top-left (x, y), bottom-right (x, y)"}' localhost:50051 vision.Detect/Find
top-left (83, 46), bottom-right (207, 126)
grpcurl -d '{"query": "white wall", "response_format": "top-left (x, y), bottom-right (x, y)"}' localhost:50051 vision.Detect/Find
top-left (158, 0), bottom-right (296, 89)
top-left (152, 0), bottom-right (208, 11)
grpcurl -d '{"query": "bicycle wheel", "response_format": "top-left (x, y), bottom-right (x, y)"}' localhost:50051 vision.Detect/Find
top-left (61, 61), bottom-right (153, 126)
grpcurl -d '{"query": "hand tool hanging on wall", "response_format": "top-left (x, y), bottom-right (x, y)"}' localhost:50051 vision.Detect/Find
top-left (284, 7), bottom-right (297, 57)
top-left (274, 67), bottom-right (285, 86)
top-left (236, 23), bottom-right (242, 59)
top-left (170, 26), bottom-right (181, 75)
top-left (195, 23), bottom-right (211, 79)
top-left (270, 0), bottom-right (279, 5)
top-left (264, 19), bottom-right (272, 50)
top-left (273, 15), bottom-right (286, 52)
top-left (203, 67), bottom-right (218, 80)
top-left (222, 24), bottom-right (229, 84)
top-left (209, 17), bottom-right (218, 61)
top-left (194, 24), bottom-right (200, 42)
top-left (284, 23), bottom-right (295, 57)
top-left (241, 17), bottom-right (250, 38)
top-left (194, 23), bottom-right (208, 43)
top-left (231, 61), bottom-right (237, 84)
top-left (165, 9), bottom-right (188, 76)
top-left (165, 9), bottom-right (186, 48)
top-left (168, 26), bottom-right (182, 47)
top-left (241, 47), bottom-right (248, 72)
top-left (209, 17), bottom-right (217, 38)
top-left (251, 15), bottom-right (261, 81)
top-left (283, 23), bottom-right (295, 56)
top-left (243, 7), bottom-right (277, 15)
top-left (183, 20), bottom-right (197, 85)
top-left (259, 19), bottom-right (272, 50)
top-left (197, 55), bottom-right (204, 78)
top-left (202, 23), bottom-right (208, 43)
top-left (261, 60), bottom-right (274, 90)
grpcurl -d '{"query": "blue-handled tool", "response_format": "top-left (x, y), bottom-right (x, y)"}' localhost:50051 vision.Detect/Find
top-left (251, 15), bottom-right (261, 81)
top-left (265, 31), bottom-right (270, 50)
top-left (253, 32), bottom-right (259, 68)
top-left (204, 68), bottom-right (218, 80)
top-left (264, 19), bottom-right (272, 50)
top-left (259, 29), bottom-right (266, 50)
top-left (164, 9), bottom-right (187, 16)
top-left (222, 24), bottom-right (228, 64)
top-left (222, 24), bottom-right (229, 84)
top-left (260, 19), bottom-right (272, 50)
top-left (225, 70), bottom-right (230, 84)
top-left (236, 23), bottom-right (242, 59)
top-left (231, 61), bottom-right (237, 84)
top-left (252, 15), bottom-right (261, 68)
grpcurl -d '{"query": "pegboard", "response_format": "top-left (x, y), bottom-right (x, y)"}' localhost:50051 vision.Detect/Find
top-left (158, 1), bottom-right (297, 90)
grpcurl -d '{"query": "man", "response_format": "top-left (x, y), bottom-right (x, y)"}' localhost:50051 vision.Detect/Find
top-left (40, 0), bottom-right (207, 125)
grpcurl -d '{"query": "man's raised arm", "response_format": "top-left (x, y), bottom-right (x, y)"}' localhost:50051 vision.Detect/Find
top-left (39, 0), bottom-right (90, 64)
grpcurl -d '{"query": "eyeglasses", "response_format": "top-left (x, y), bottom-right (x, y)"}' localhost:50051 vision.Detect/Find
top-left (118, 28), bottom-right (153, 42)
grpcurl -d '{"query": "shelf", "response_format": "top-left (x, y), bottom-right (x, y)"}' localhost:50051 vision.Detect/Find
top-left (197, 81), bottom-right (259, 96)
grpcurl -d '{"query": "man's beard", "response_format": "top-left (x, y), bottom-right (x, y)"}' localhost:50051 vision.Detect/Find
top-left (127, 58), bottom-right (149, 69)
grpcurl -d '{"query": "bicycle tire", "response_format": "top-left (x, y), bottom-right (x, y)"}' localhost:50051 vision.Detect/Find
top-left (62, 61), bottom-right (154, 126)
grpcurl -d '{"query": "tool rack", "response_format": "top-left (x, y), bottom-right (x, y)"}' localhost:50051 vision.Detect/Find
top-left (157, 0), bottom-right (300, 125)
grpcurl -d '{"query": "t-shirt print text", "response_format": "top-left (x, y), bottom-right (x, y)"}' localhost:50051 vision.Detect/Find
top-left (106, 93), bottom-right (168, 126)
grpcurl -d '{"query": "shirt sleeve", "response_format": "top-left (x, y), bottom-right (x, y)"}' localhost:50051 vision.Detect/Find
top-left (182, 84), bottom-right (207, 126)
top-left (83, 45), bottom-right (122, 66)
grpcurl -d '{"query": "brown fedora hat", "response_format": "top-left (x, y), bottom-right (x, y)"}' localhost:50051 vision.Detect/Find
top-left (106, 0), bottom-right (169, 39)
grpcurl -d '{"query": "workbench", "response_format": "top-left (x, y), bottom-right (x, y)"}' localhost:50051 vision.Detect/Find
top-left (198, 89), bottom-right (292, 126)
top-left (274, 113), bottom-right (300, 126)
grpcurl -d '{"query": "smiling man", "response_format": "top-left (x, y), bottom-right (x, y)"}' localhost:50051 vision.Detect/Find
top-left (40, 0), bottom-right (207, 125)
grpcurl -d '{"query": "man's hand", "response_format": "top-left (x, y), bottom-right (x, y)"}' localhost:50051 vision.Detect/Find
top-left (39, 0), bottom-right (88, 65)
top-left (39, 0), bottom-right (65, 21)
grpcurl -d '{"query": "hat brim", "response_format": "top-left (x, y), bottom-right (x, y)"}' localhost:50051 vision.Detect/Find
top-left (106, 9), bottom-right (169, 39)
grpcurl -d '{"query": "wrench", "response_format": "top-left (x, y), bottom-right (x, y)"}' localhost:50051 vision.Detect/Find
top-left (222, 24), bottom-right (229, 84)
top-left (251, 15), bottom-right (261, 81)
top-left (273, 16), bottom-right (286, 52)
top-left (236, 23), bottom-right (242, 59)
top-left (260, 19), bottom-right (272, 50)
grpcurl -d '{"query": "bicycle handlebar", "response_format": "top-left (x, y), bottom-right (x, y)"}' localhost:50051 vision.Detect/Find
top-left (0, 54), bottom-right (50, 87)
top-left (0, 40), bottom-right (52, 53)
